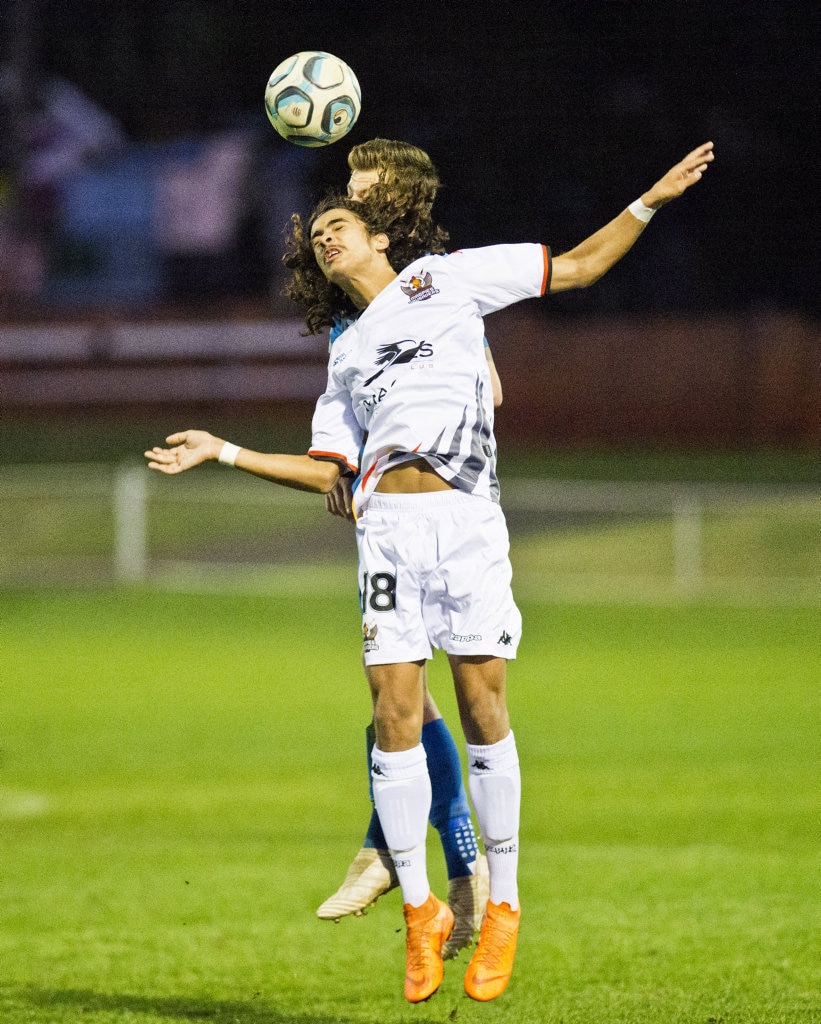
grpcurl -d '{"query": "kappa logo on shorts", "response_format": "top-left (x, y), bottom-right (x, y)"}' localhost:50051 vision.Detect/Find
top-left (363, 621), bottom-right (379, 653)
top-left (451, 632), bottom-right (483, 643)
top-left (400, 269), bottom-right (440, 303)
top-left (498, 630), bottom-right (513, 646)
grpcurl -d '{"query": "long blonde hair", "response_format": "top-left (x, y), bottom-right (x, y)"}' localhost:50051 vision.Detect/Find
top-left (347, 138), bottom-right (441, 216)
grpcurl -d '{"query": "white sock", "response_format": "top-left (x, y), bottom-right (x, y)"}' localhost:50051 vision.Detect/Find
top-left (467, 730), bottom-right (521, 910)
top-left (371, 744), bottom-right (431, 907)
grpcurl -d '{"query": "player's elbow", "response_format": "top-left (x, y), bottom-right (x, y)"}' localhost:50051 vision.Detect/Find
top-left (549, 253), bottom-right (599, 292)
top-left (570, 254), bottom-right (605, 290)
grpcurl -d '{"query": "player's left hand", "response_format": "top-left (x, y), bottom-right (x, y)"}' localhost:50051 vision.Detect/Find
top-left (325, 475), bottom-right (355, 520)
top-left (644, 141), bottom-right (715, 208)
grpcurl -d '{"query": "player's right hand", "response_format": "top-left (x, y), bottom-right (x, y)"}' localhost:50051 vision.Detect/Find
top-left (144, 430), bottom-right (222, 474)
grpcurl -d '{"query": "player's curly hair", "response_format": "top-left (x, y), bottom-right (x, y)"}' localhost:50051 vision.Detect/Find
top-left (284, 192), bottom-right (448, 334)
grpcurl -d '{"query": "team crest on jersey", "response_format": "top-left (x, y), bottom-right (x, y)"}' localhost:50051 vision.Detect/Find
top-left (363, 621), bottom-right (379, 653)
top-left (400, 270), bottom-right (440, 303)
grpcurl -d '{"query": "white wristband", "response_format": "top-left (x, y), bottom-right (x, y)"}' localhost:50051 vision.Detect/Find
top-left (218, 441), bottom-right (242, 467)
top-left (628, 198), bottom-right (656, 223)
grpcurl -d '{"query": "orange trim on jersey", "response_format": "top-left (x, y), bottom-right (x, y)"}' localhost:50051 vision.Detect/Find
top-left (540, 245), bottom-right (552, 295)
top-left (359, 444), bottom-right (422, 495)
top-left (359, 460), bottom-right (378, 491)
top-left (308, 449), bottom-right (357, 474)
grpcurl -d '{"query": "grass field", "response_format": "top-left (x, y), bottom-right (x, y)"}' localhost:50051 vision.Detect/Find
top-left (1, 586), bottom-right (818, 1023)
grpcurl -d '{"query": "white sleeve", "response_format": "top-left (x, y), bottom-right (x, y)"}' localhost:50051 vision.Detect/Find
top-left (308, 370), bottom-right (361, 474)
top-left (447, 244), bottom-right (551, 316)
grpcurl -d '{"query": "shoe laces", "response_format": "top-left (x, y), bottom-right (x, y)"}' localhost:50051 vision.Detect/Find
top-left (476, 917), bottom-right (512, 969)
top-left (406, 926), bottom-right (436, 975)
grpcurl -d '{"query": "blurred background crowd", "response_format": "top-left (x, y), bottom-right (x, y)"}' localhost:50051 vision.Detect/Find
top-left (0, 0), bottom-right (817, 597)
top-left (0, 1), bottom-right (817, 320)
top-left (0, 1), bottom-right (817, 454)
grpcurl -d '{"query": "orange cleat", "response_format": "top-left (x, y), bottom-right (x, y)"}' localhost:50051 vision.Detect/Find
top-left (402, 891), bottom-right (454, 1003)
top-left (463, 899), bottom-right (521, 1001)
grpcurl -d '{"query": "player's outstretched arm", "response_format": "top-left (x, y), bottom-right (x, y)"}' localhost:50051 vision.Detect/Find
top-left (550, 141), bottom-right (714, 293)
top-left (145, 430), bottom-right (342, 493)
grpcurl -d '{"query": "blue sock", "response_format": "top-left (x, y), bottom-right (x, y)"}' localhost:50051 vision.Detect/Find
top-left (362, 721), bottom-right (388, 849)
top-left (361, 718), bottom-right (479, 873)
top-left (423, 718), bottom-right (478, 878)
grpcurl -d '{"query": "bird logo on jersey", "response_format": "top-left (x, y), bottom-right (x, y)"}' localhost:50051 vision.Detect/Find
top-left (363, 339), bottom-right (433, 386)
top-left (400, 269), bottom-right (440, 303)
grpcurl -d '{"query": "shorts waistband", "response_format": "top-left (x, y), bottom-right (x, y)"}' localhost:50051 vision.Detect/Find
top-left (365, 488), bottom-right (478, 512)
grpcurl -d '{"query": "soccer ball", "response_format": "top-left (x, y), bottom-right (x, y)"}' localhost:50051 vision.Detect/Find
top-left (264, 51), bottom-right (361, 147)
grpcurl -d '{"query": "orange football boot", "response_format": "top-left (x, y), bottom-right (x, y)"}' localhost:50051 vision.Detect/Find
top-left (463, 899), bottom-right (521, 1001)
top-left (402, 891), bottom-right (454, 1002)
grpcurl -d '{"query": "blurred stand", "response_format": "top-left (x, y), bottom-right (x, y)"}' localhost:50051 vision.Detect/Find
top-left (0, 10), bottom-right (816, 452)
top-left (1, 36), bottom-right (307, 322)
top-left (0, 307), bottom-right (818, 451)
top-left (1, 0), bottom-right (46, 311)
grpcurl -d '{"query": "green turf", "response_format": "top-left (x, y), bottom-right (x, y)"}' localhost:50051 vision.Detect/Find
top-left (509, 496), bottom-right (821, 604)
top-left (1, 589), bottom-right (818, 1023)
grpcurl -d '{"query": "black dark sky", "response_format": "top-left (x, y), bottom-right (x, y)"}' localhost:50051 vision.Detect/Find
top-left (7, 0), bottom-right (820, 314)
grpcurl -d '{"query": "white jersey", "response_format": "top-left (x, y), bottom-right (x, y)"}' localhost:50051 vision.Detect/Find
top-left (309, 243), bottom-right (551, 517)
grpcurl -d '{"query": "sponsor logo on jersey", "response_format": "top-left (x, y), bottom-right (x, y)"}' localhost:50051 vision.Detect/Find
top-left (363, 621), bottom-right (379, 653)
top-left (400, 269), bottom-right (440, 303)
top-left (363, 339), bottom-right (434, 386)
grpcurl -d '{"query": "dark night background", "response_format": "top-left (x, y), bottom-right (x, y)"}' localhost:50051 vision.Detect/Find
top-left (1, 0), bottom-right (818, 318)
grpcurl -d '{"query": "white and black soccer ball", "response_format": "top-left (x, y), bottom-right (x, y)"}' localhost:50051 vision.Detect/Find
top-left (264, 51), bottom-right (361, 147)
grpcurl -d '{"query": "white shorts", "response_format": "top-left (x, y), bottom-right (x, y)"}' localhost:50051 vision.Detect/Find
top-left (356, 489), bottom-right (522, 666)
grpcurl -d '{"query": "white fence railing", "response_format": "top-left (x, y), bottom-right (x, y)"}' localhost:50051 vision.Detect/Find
top-left (2, 462), bottom-right (819, 600)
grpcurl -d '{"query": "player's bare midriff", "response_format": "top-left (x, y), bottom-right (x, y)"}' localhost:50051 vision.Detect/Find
top-left (375, 458), bottom-right (455, 493)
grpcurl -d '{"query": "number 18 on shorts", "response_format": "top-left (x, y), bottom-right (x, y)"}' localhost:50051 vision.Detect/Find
top-left (356, 490), bottom-right (522, 666)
